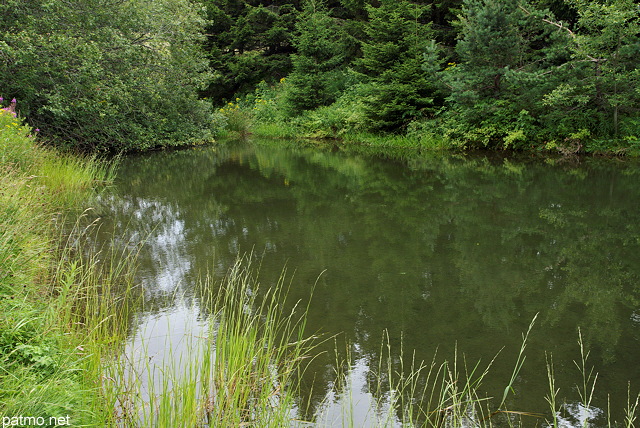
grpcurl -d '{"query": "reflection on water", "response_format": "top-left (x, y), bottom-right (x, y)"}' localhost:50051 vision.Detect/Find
top-left (96, 140), bottom-right (640, 426)
top-left (110, 303), bottom-right (210, 424)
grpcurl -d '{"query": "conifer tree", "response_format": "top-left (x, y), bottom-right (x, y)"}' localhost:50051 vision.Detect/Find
top-left (285, 0), bottom-right (348, 112)
top-left (434, 0), bottom-right (566, 147)
top-left (355, 0), bottom-right (436, 131)
top-left (539, 0), bottom-right (640, 141)
top-left (202, 0), bottom-right (298, 101)
top-left (450, 0), bottom-right (525, 105)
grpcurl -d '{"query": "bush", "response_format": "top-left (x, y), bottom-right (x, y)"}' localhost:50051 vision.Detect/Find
top-left (0, 0), bottom-right (219, 152)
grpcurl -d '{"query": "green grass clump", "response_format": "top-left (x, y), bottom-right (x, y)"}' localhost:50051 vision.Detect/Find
top-left (204, 258), bottom-right (317, 426)
top-left (98, 256), bottom-right (319, 427)
top-left (0, 110), bottom-right (123, 425)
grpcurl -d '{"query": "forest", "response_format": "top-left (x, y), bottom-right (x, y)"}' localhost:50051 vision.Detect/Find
top-left (1, 0), bottom-right (639, 153)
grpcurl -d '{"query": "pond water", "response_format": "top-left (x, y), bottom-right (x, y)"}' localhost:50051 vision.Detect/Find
top-left (96, 139), bottom-right (640, 426)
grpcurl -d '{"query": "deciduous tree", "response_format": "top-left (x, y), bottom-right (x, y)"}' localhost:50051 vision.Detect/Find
top-left (0, 0), bottom-right (215, 151)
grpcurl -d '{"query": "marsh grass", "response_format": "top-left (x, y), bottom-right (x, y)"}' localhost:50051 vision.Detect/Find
top-left (204, 259), bottom-right (316, 426)
top-left (315, 316), bottom-right (542, 428)
top-left (624, 384), bottom-right (640, 428)
top-left (96, 256), bottom-right (321, 427)
top-left (37, 151), bottom-right (118, 208)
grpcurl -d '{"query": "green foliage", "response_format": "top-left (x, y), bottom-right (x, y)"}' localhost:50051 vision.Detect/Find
top-left (0, 108), bottom-right (123, 425)
top-left (426, 0), bottom-right (640, 150)
top-left (202, 0), bottom-right (298, 101)
top-left (432, 0), bottom-right (551, 148)
top-left (0, 0), bottom-right (217, 152)
top-left (12, 344), bottom-right (58, 373)
top-left (354, 0), bottom-right (437, 132)
top-left (252, 79), bottom-right (290, 124)
top-left (540, 0), bottom-right (640, 148)
top-left (292, 81), bottom-right (369, 138)
top-left (197, 0), bottom-right (639, 152)
top-left (284, 0), bottom-right (349, 113)
top-left (217, 98), bottom-right (253, 137)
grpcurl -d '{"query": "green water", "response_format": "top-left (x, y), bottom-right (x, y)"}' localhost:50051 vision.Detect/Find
top-left (98, 140), bottom-right (640, 426)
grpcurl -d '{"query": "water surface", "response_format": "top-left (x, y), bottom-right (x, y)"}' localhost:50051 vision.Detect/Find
top-left (97, 140), bottom-right (640, 426)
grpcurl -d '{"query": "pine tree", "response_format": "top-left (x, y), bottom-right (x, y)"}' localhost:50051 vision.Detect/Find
top-left (435, 0), bottom-right (568, 147)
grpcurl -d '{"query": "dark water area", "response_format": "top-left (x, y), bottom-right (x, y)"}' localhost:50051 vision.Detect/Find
top-left (96, 139), bottom-right (640, 426)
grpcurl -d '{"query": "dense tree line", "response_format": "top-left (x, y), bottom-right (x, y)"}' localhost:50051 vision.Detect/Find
top-left (205, 0), bottom-right (639, 152)
top-left (1, 0), bottom-right (638, 151)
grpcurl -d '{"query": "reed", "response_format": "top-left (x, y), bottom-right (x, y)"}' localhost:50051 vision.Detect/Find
top-left (95, 256), bottom-right (321, 427)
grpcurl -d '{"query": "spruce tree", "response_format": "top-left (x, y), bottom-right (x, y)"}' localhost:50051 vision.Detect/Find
top-left (202, 1), bottom-right (298, 101)
top-left (451, 0), bottom-right (524, 104)
top-left (355, 0), bottom-right (436, 132)
top-left (285, 0), bottom-right (348, 113)
top-left (539, 0), bottom-right (640, 142)
top-left (436, 0), bottom-right (566, 147)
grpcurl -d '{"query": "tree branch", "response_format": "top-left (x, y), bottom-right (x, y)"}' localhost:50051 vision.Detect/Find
top-left (518, 5), bottom-right (603, 63)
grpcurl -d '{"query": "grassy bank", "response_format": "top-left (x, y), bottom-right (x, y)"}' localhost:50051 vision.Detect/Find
top-left (214, 84), bottom-right (451, 153)
top-left (218, 98), bottom-right (451, 153)
top-left (0, 109), bottom-right (126, 426)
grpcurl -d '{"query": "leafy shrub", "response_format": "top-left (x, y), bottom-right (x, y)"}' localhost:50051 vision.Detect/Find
top-left (0, 0), bottom-right (219, 152)
top-left (293, 83), bottom-right (369, 138)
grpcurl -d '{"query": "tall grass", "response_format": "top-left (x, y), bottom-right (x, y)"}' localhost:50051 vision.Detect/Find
top-left (0, 110), bottom-right (123, 425)
top-left (542, 330), bottom-right (640, 428)
top-left (253, 121), bottom-right (299, 140)
top-left (95, 256), bottom-right (321, 427)
top-left (204, 258), bottom-right (318, 426)
top-left (316, 316), bottom-right (539, 427)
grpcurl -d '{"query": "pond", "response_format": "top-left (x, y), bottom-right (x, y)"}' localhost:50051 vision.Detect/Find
top-left (95, 139), bottom-right (640, 426)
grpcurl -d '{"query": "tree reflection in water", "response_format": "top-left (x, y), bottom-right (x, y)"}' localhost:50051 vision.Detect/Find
top-left (95, 141), bottom-right (640, 425)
